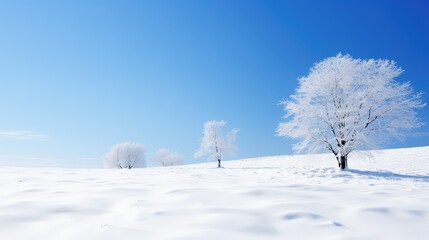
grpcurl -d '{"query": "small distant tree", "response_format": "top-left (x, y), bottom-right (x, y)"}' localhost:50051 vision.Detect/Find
top-left (152, 148), bottom-right (184, 166)
top-left (104, 142), bottom-right (146, 169)
top-left (277, 54), bottom-right (425, 169)
top-left (194, 120), bottom-right (239, 168)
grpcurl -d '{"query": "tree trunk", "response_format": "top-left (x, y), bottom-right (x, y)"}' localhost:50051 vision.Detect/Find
top-left (339, 155), bottom-right (348, 169)
top-left (218, 159), bottom-right (221, 168)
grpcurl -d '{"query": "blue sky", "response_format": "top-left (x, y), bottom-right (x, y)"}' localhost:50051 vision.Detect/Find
top-left (0, 0), bottom-right (428, 168)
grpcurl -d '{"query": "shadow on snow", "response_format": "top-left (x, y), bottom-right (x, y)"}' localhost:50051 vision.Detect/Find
top-left (345, 169), bottom-right (429, 182)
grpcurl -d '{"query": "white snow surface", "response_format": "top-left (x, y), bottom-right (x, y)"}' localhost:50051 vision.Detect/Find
top-left (1, 146), bottom-right (428, 240)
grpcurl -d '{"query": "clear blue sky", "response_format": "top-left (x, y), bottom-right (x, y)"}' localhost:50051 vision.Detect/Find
top-left (0, 0), bottom-right (428, 168)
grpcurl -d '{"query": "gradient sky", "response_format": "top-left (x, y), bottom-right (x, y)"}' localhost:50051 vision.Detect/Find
top-left (0, 0), bottom-right (428, 168)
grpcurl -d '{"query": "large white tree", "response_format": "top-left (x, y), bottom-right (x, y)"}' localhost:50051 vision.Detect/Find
top-left (277, 54), bottom-right (425, 169)
top-left (152, 148), bottom-right (184, 166)
top-left (194, 120), bottom-right (239, 168)
top-left (104, 142), bottom-right (146, 169)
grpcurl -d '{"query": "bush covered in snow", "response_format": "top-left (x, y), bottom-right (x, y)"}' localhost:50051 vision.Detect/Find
top-left (152, 148), bottom-right (184, 166)
top-left (104, 142), bottom-right (146, 169)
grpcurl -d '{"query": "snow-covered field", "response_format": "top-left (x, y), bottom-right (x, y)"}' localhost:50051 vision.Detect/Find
top-left (1, 147), bottom-right (428, 240)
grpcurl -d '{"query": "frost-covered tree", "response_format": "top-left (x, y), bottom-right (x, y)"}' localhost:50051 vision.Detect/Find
top-left (104, 142), bottom-right (146, 169)
top-left (194, 120), bottom-right (239, 168)
top-left (152, 148), bottom-right (184, 166)
top-left (277, 54), bottom-right (425, 169)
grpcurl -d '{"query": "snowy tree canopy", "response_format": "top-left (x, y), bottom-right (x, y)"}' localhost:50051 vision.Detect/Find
top-left (277, 54), bottom-right (425, 169)
top-left (152, 148), bottom-right (184, 166)
top-left (194, 120), bottom-right (239, 167)
top-left (104, 142), bottom-right (146, 169)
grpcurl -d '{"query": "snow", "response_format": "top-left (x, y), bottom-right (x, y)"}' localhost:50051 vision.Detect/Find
top-left (1, 146), bottom-right (428, 240)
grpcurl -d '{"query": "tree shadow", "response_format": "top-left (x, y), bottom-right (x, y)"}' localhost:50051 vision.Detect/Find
top-left (346, 169), bottom-right (429, 182)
